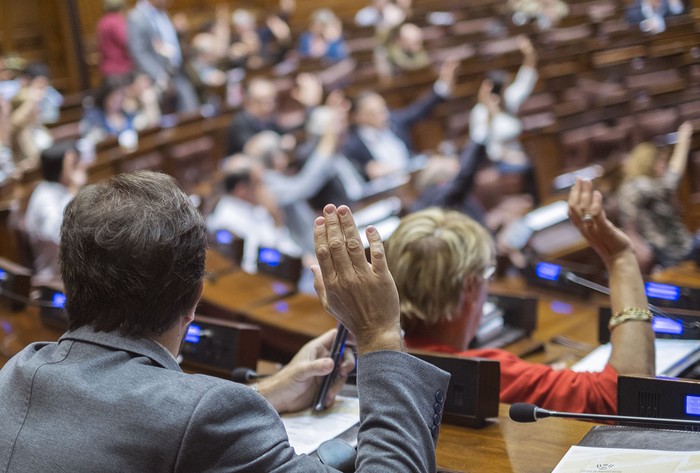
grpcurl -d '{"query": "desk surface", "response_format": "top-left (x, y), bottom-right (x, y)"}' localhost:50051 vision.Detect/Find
top-left (437, 404), bottom-right (594, 473)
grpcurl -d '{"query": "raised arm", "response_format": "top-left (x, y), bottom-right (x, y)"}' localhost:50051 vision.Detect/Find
top-left (312, 205), bottom-right (450, 472)
top-left (668, 121), bottom-right (693, 177)
top-left (568, 179), bottom-right (654, 376)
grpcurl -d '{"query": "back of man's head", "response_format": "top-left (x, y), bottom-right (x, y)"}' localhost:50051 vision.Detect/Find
top-left (59, 171), bottom-right (207, 337)
top-left (385, 208), bottom-right (494, 332)
top-left (40, 140), bottom-right (75, 183)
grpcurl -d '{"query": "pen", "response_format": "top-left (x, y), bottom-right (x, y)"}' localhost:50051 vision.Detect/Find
top-left (313, 323), bottom-right (349, 412)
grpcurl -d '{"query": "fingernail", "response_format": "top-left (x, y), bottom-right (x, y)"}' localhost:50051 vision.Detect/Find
top-left (366, 226), bottom-right (376, 234)
top-left (323, 204), bottom-right (335, 216)
top-left (315, 217), bottom-right (325, 226)
top-left (338, 205), bottom-right (348, 216)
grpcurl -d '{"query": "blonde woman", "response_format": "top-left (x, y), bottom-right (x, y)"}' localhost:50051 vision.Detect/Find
top-left (617, 121), bottom-right (696, 268)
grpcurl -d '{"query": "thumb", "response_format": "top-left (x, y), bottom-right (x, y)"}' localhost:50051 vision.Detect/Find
top-left (295, 357), bottom-right (334, 381)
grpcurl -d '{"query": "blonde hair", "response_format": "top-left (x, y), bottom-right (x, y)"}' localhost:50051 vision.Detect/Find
top-left (623, 142), bottom-right (658, 179)
top-left (386, 208), bottom-right (494, 332)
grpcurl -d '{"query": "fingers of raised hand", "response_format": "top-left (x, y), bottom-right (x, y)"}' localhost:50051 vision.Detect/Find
top-left (366, 226), bottom-right (389, 276)
top-left (337, 206), bottom-right (367, 270)
top-left (322, 205), bottom-right (355, 281)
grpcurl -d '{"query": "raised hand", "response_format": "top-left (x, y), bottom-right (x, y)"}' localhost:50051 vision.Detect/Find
top-left (311, 205), bottom-right (404, 355)
top-left (568, 178), bottom-right (632, 265)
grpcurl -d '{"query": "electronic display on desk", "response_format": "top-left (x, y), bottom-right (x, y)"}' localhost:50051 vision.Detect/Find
top-left (258, 248), bottom-right (282, 267)
top-left (535, 262), bottom-right (561, 281)
top-left (209, 230), bottom-right (245, 267)
top-left (185, 324), bottom-right (202, 344)
top-left (642, 281), bottom-right (700, 310)
top-left (38, 286), bottom-right (69, 330)
top-left (646, 282), bottom-right (681, 301)
top-left (215, 229), bottom-right (234, 245)
top-left (0, 258), bottom-right (32, 311)
top-left (653, 316), bottom-right (684, 336)
top-left (52, 292), bottom-right (66, 309)
top-left (685, 395), bottom-right (700, 416)
top-left (619, 376), bottom-right (700, 430)
top-left (256, 247), bottom-right (302, 284)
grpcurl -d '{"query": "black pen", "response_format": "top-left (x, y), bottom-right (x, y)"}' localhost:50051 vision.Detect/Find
top-left (313, 323), bottom-right (349, 412)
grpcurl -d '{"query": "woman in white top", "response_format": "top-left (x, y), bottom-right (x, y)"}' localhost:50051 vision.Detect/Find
top-left (469, 35), bottom-right (538, 172)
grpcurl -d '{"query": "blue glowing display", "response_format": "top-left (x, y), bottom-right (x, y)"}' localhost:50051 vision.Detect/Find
top-left (215, 229), bottom-right (234, 245)
top-left (185, 324), bottom-right (201, 344)
top-left (259, 248), bottom-right (282, 267)
top-left (52, 292), bottom-right (66, 308)
top-left (0, 268), bottom-right (6, 281)
top-left (645, 282), bottom-right (681, 301)
top-left (535, 262), bottom-right (561, 281)
top-left (652, 316), bottom-right (684, 335)
top-left (686, 395), bottom-right (700, 416)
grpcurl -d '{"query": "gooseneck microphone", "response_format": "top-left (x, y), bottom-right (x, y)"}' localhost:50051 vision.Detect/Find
top-left (509, 403), bottom-right (700, 427)
top-left (230, 367), bottom-right (269, 384)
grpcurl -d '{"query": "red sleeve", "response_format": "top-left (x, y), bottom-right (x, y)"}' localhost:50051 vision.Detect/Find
top-left (466, 348), bottom-right (619, 415)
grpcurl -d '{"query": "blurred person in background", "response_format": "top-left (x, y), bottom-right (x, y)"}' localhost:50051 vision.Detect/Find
top-left (81, 74), bottom-right (161, 145)
top-left (128, 0), bottom-right (200, 113)
top-left (207, 154), bottom-right (302, 273)
top-left (25, 141), bottom-right (85, 285)
top-left (97, 0), bottom-right (134, 80)
top-left (617, 121), bottom-right (697, 269)
top-left (343, 58), bottom-right (457, 180)
top-left (298, 9), bottom-right (348, 62)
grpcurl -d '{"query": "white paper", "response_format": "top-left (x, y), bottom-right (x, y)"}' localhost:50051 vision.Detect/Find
top-left (281, 395), bottom-right (360, 455)
top-left (552, 445), bottom-right (700, 473)
top-left (571, 339), bottom-right (700, 375)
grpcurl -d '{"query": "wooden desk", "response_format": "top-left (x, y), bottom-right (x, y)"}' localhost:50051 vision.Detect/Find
top-left (437, 404), bottom-right (594, 473)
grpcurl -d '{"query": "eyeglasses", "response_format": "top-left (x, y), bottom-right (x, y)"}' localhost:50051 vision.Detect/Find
top-left (482, 264), bottom-right (496, 281)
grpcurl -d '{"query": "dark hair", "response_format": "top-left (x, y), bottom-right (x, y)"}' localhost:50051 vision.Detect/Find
top-left (223, 170), bottom-right (251, 193)
top-left (349, 90), bottom-right (379, 116)
top-left (40, 141), bottom-right (75, 182)
top-left (487, 70), bottom-right (507, 97)
top-left (59, 171), bottom-right (207, 337)
top-left (23, 62), bottom-right (51, 80)
top-left (93, 74), bottom-right (132, 111)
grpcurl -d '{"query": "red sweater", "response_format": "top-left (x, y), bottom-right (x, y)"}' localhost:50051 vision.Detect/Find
top-left (407, 340), bottom-right (619, 415)
top-left (97, 12), bottom-right (133, 76)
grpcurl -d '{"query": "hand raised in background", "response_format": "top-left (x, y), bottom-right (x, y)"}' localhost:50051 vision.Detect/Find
top-left (568, 178), bottom-right (632, 266)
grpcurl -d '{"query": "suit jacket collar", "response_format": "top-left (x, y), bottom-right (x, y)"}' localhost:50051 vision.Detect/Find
top-left (59, 325), bottom-right (182, 372)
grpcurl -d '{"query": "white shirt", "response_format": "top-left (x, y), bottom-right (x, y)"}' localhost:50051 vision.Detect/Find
top-left (25, 181), bottom-right (73, 284)
top-left (206, 195), bottom-right (302, 273)
top-left (358, 126), bottom-right (411, 171)
top-left (470, 66), bottom-right (538, 165)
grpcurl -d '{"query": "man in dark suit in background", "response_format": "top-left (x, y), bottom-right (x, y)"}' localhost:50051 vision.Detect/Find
top-left (0, 170), bottom-right (449, 472)
top-left (342, 59), bottom-right (458, 180)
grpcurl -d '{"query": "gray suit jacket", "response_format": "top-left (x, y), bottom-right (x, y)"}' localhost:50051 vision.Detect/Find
top-left (0, 326), bottom-right (449, 472)
top-left (127, 5), bottom-right (174, 83)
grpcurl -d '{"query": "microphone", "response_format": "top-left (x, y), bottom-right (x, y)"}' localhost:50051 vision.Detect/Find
top-left (564, 271), bottom-right (683, 324)
top-left (509, 403), bottom-right (700, 427)
top-left (230, 367), bottom-right (268, 384)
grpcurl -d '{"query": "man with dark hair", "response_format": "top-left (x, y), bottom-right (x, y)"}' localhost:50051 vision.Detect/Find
top-left (226, 74), bottom-right (323, 155)
top-left (207, 154), bottom-right (302, 272)
top-left (343, 59), bottom-right (457, 180)
top-left (0, 170), bottom-right (450, 472)
top-left (24, 140), bottom-right (83, 285)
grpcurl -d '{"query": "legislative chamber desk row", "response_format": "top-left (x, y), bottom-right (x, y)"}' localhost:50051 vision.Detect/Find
top-left (2, 252), bottom-right (699, 472)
